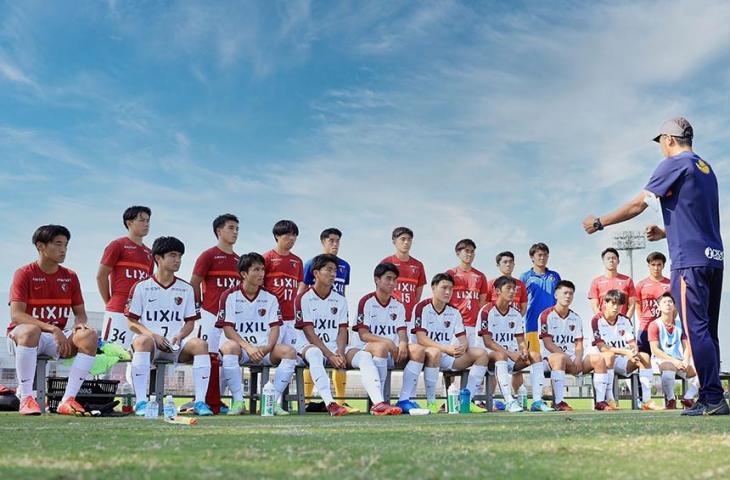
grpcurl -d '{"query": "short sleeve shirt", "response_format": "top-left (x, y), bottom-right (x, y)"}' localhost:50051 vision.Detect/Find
top-left (635, 277), bottom-right (671, 331)
top-left (447, 266), bottom-right (490, 327)
top-left (294, 287), bottom-right (348, 352)
top-left (263, 250), bottom-right (304, 321)
top-left (588, 274), bottom-right (636, 316)
top-left (303, 257), bottom-right (351, 296)
top-left (539, 307), bottom-right (583, 357)
top-left (125, 277), bottom-right (200, 340)
top-left (353, 292), bottom-right (407, 348)
top-left (380, 255), bottom-right (427, 320)
top-left (99, 237), bottom-right (154, 313)
top-left (192, 246), bottom-right (240, 315)
top-left (591, 313), bottom-right (635, 350)
top-left (215, 287), bottom-right (281, 346)
top-left (477, 304), bottom-right (524, 352)
top-left (411, 299), bottom-right (465, 346)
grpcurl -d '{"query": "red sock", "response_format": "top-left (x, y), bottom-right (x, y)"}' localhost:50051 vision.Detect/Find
top-left (205, 353), bottom-right (223, 414)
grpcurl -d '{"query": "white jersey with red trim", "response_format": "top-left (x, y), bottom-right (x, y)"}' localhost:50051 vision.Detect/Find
top-left (353, 292), bottom-right (407, 348)
top-left (294, 287), bottom-right (349, 352)
top-left (591, 313), bottom-right (635, 350)
top-left (411, 299), bottom-right (465, 346)
top-left (215, 287), bottom-right (282, 347)
top-left (539, 307), bottom-right (583, 357)
top-left (125, 276), bottom-right (199, 340)
top-left (477, 304), bottom-right (524, 353)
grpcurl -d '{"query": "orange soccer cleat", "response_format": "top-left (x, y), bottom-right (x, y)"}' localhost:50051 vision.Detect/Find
top-left (57, 397), bottom-right (87, 416)
top-left (370, 402), bottom-right (402, 416)
top-left (19, 396), bottom-right (42, 416)
top-left (327, 402), bottom-right (350, 417)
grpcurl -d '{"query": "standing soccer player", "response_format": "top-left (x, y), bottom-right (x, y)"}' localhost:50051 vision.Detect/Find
top-left (489, 251), bottom-right (528, 315)
top-left (583, 117), bottom-right (727, 415)
top-left (8, 225), bottom-right (98, 415)
top-left (216, 252), bottom-right (296, 416)
top-left (126, 236), bottom-right (213, 416)
top-left (588, 248), bottom-right (637, 318)
top-left (649, 293), bottom-right (699, 409)
top-left (413, 273), bottom-right (490, 414)
top-left (298, 228), bottom-right (351, 411)
top-left (190, 214), bottom-right (240, 413)
top-left (381, 227), bottom-right (427, 327)
top-left (635, 252), bottom-right (671, 356)
top-left (540, 280), bottom-right (610, 411)
top-left (520, 243), bottom-right (561, 355)
top-left (97, 206), bottom-right (153, 348)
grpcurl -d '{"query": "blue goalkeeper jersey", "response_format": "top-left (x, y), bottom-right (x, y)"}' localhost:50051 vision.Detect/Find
top-left (520, 268), bottom-right (561, 334)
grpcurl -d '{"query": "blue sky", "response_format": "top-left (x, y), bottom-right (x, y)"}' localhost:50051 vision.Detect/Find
top-left (2, 1), bottom-right (730, 359)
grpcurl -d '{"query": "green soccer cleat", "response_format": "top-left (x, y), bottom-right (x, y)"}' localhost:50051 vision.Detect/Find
top-left (469, 402), bottom-right (487, 413)
top-left (227, 401), bottom-right (246, 416)
top-left (427, 402), bottom-right (442, 414)
top-left (274, 404), bottom-right (290, 416)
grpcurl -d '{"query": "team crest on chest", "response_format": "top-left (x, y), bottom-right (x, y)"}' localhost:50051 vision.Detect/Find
top-left (508, 321), bottom-right (515, 329)
top-left (175, 296), bottom-right (183, 306)
top-left (390, 313), bottom-right (397, 321)
top-left (618, 329), bottom-right (625, 337)
top-left (569, 324), bottom-right (575, 331)
top-left (331, 306), bottom-right (338, 314)
top-left (444, 320), bottom-right (451, 328)
top-left (60, 283), bottom-right (68, 292)
top-left (258, 308), bottom-right (267, 317)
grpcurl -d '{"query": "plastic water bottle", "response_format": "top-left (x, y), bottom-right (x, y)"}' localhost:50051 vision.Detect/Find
top-left (447, 383), bottom-right (460, 414)
top-left (261, 381), bottom-right (275, 417)
top-left (163, 395), bottom-right (177, 420)
top-left (145, 395), bottom-right (159, 420)
top-left (459, 388), bottom-right (471, 414)
top-left (120, 383), bottom-right (134, 414)
top-left (518, 385), bottom-right (528, 410)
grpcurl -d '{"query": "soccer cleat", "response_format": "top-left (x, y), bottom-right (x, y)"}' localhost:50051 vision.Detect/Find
top-left (505, 400), bottom-right (523, 413)
top-left (641, 400), bottom-right (663, 411)
top-left (327, 402), bottom-right (349, 417)
top-left (219, 403), bottom-right (230, 415)
top-left (395, 399), bottom-right (429, 415)
top-left (227, 400), bottom-right (246, 415)
top-left (553, 401), bottom-right (574, 412)
top-left (370, 402), bottom-right (394, 416)
top-left (134, 401), bottom-right (148, 416)
top-left (178, 401), bottom-right (195, 414)
top-left (493, 400), bottom-right (506, 411)
top-left (530, 400), bottom-right (554, 412)
top-left (274, 405), bottom-right (290, 416)
top-left (193, 401), bottom-right (214, 416)
top-left (469, 402), bottom-right (487, 413)
top-left (606, 399), bottom-right (619, 410)
top-left (594, 401), bottom-right (617, 411)
top-left (342, 402), bottom-right (361, 414)
top-left (57, 397), bottom-right (86, 416)
top-left (426, 402), bottom-right (442, 414)
top-left (681, 399), bottom-right (730, 416)
top-left (665, 399), bottom-right (677, 410)
top-left (680, 398), bottom-right (695, 409)
top-left (19, 396), bottom-right (42, 416)
top-left (305, 401), bottom-right (328, 413)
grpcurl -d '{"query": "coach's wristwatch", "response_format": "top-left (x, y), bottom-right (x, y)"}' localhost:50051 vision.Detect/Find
top-left (593, 217), bottom-right (604, 231)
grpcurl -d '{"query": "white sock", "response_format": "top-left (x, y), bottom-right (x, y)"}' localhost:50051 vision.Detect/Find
top-left (594, 373), bottom-right (607, 402)
top-left (495, 361), bottom-right (514, 402)
top-left (399, 360), bottom-right (423, 401)
top-left (466, 365), bottom-right (488, 399)
top-left (14, 345), bottom-right (37, 398)
top-left (551, 370), bottom-right (566, 404)
top-left (273, 358), bottom-right (297, 400)
top-left (372, 356), bottom-right (388, 396)
top-left (352, 351), bottom-right (384, 404)
top-left (424, 367), bottom-right (439, 403)
top-left (222, 354), bottom-right (243, 402)
top-left (62, 353), bottom-right (95, 402)
top-left (305, 348), bottom-right (334, 405)
top-left (131, 352), bottom-right (151, 404)
top-left (639, 369), bottom-right (653, 403)
top-left (530, 362), bottom-right (545, 402)
top-left (605, 369), bottom-right (615, 400)
top-left (661, 371), bottom-right (676, 401)
top-left (684, 376), bottom-right (699, 399)
top-left (192, 354), bottom-right (211, 403)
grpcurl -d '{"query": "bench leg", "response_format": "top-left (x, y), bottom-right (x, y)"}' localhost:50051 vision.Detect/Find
top-left (485, 371), bottom-right (493, 412)
top-left (295, 368), bottom-right (305, 415)
top-left (249, 368), bottom-right (259, 415)
top-left (35, 358), bottom-right (47, 413)
top-left (383, 370), bottom-right (392, 403)
top-left (155, 363), bottom-right (166, 416)
top-left (631, 374), bottom-right (640, 410)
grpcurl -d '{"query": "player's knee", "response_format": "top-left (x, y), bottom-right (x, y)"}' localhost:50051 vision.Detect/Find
top-left (424, 347), bottom-right (441, 360)
top-left (186, 338), bottom-right (208, 354)
top-left (493, 351), bottom-right (507, 361)
top-left (219, 340), bottom-right (239, 356)
top-left (528, 351), bottom-right (541, 363)
top-left (276, 344), bottom-right (296, 360)
top-left (409, 343), bottom-right (425, 361)
top-left (74, 328), bottom-right (98, 350)
top-left (133, 334), bottom-right (154, 351)
top-left (12, 324), bottom-right (42, 345)
top-left (305, 346), bottom-right (323, 363)
top-left (368, 342), bottom-right (388, 357)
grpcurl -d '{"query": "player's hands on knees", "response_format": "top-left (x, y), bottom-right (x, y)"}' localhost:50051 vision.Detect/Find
top-left (396, 342), bottom-right (408, 363)
top-left (507, 351), bottom-right (521, 362)
top-left (449, 344), bottom-right (465, 357)
top-left (72, 323), bottom-right (90, 332)
top-left (329, 352), bottom-right (346, 369)
top-left (154, 334), bottom-right (172, 352)
top-left (250, 347), bottom-right (266, 363)
top-left (52, 327), bottom-right (71, 357)
top-left (645, 225), bottom-right (666, 241)
top-left (170, 334), bottom-right (182, 347)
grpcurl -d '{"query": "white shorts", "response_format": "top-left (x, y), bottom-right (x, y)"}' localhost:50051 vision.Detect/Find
top-left (543, 353), bottom-right (577, 373)
top-left (239, 348), bottom-right (274, 366)
top-left (7, 330), bottom-right (73, 359)
top-left (488, 358), bottom-right (516, 375)
top-left (614, 355), bottom-right (630, 377)
top-left (102, 311), bottom-right (132, 349)
top-left (440, 354), bottom-right (456, 371)
top-left (281, 321), bottom-right (301, 348)
top-left (131, 334), bottom-right (195, 364)
top-left (195, 310), bottom-right (221, 353)
top-left (465, 327), bottom-right (481, 348)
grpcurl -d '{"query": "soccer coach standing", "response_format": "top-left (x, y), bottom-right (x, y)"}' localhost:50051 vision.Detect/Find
top-left (582, 117), bottom-right (728, 416)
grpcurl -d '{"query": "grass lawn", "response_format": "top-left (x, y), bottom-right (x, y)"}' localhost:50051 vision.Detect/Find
top-left (1, 408), bottom-right (729, 480)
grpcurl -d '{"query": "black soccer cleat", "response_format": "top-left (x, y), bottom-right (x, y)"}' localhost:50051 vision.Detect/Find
top-left (681, 399), bottom-right (730, 416)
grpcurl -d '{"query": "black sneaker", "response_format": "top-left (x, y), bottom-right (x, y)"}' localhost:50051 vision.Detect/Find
top-left (305, 401), bottom-right (328, 413)
top-left (681, 399), bottom-right (730, 416)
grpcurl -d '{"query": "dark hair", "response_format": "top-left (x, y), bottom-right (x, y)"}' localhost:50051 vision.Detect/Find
top-left (152, 236), bottom-right (185, 263)
top-left (603, 289), bottom-right (626, 306)
top-left (555, 280), bottom-right (576, 292)
top-left (272, 220), bottom-right (299, 240)
top-left (493, 275), bottom-right (516, 291)
top-left (496, 251), bottom-right (515, 265)
top-left (213, 214), bottom-right (239, 238)
top-left (658, 292), bottom-right (675, 302)
top-left (601, 248), bottom-right (619, 259)
top-left (431, 272), bottom-right (454, 287)
top-left (646, 251), bottom-right (666, 264)
top-left (529, 242), bottom-right (549, 257)
top-left (311, 254), bottom-right (339, 272)
top-left (320, 228), bottom-right (342, 242)
top-left (392, 226), bottom-right (414, 240)
top-left (455, 239), bottom-right (476, 252)
top-left (237, 252), bottom-right (265, 273)
top-left (32, 225), bottom-right (71, 246)
top-left (123, 206), bottom-right (151, 230)
top-left (673, 136), bottom-right (692, 147)
top-left (374, 262), bottom-right (399, 279)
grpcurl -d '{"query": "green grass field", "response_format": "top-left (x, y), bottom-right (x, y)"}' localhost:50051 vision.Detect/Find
top-left (2, 408), bottom-right (729, 479)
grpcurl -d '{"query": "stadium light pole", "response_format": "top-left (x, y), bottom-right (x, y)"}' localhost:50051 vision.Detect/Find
top-left (613, 230), bottom-right (646, 332)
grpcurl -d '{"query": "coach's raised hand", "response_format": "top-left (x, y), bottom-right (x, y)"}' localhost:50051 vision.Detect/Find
top-left (645, 225), bottom-right (666, 242)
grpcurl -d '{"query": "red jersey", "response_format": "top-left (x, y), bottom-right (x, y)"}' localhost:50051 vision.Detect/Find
top-left (635, 276), bottom-right (671, 331)
top-left (588, 274), bottom-right (636, 316)
top-left (488, 277), bottom-right (527, 310)
top-left (380, 255), bottom-right (427, 321)
top-left (8, 262), bottom-right (84, 332)
top-left (99, 237), bottom-right (154, 313)
top-left (447, 266), bottom-right (490, 327)
top-left (192, 246), bottom-right (240, 315)
top-left (263, 250), bottom-right (304, 321)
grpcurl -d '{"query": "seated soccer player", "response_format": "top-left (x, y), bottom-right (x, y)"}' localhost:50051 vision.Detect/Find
top-left (8, 225), bottom-right (98, 415)
top-left (354, 263), bottom-right (427, 415)
top-left (591, 289), bottom-right (658, 410)
top-left (541, 280), bottom-right (610, 411)
top-left (649, 292), bottom-right (699, 409)
top-left (479, 276), bottom-right (552, 413)
top-left (126, 236), bottom-right (213, 416)
top-left (296, 254), bottom-right (400, 416)
top-left (216, 252), bottom-right (296, 416)
top-left (413, 273), bottom-right (490, 414)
